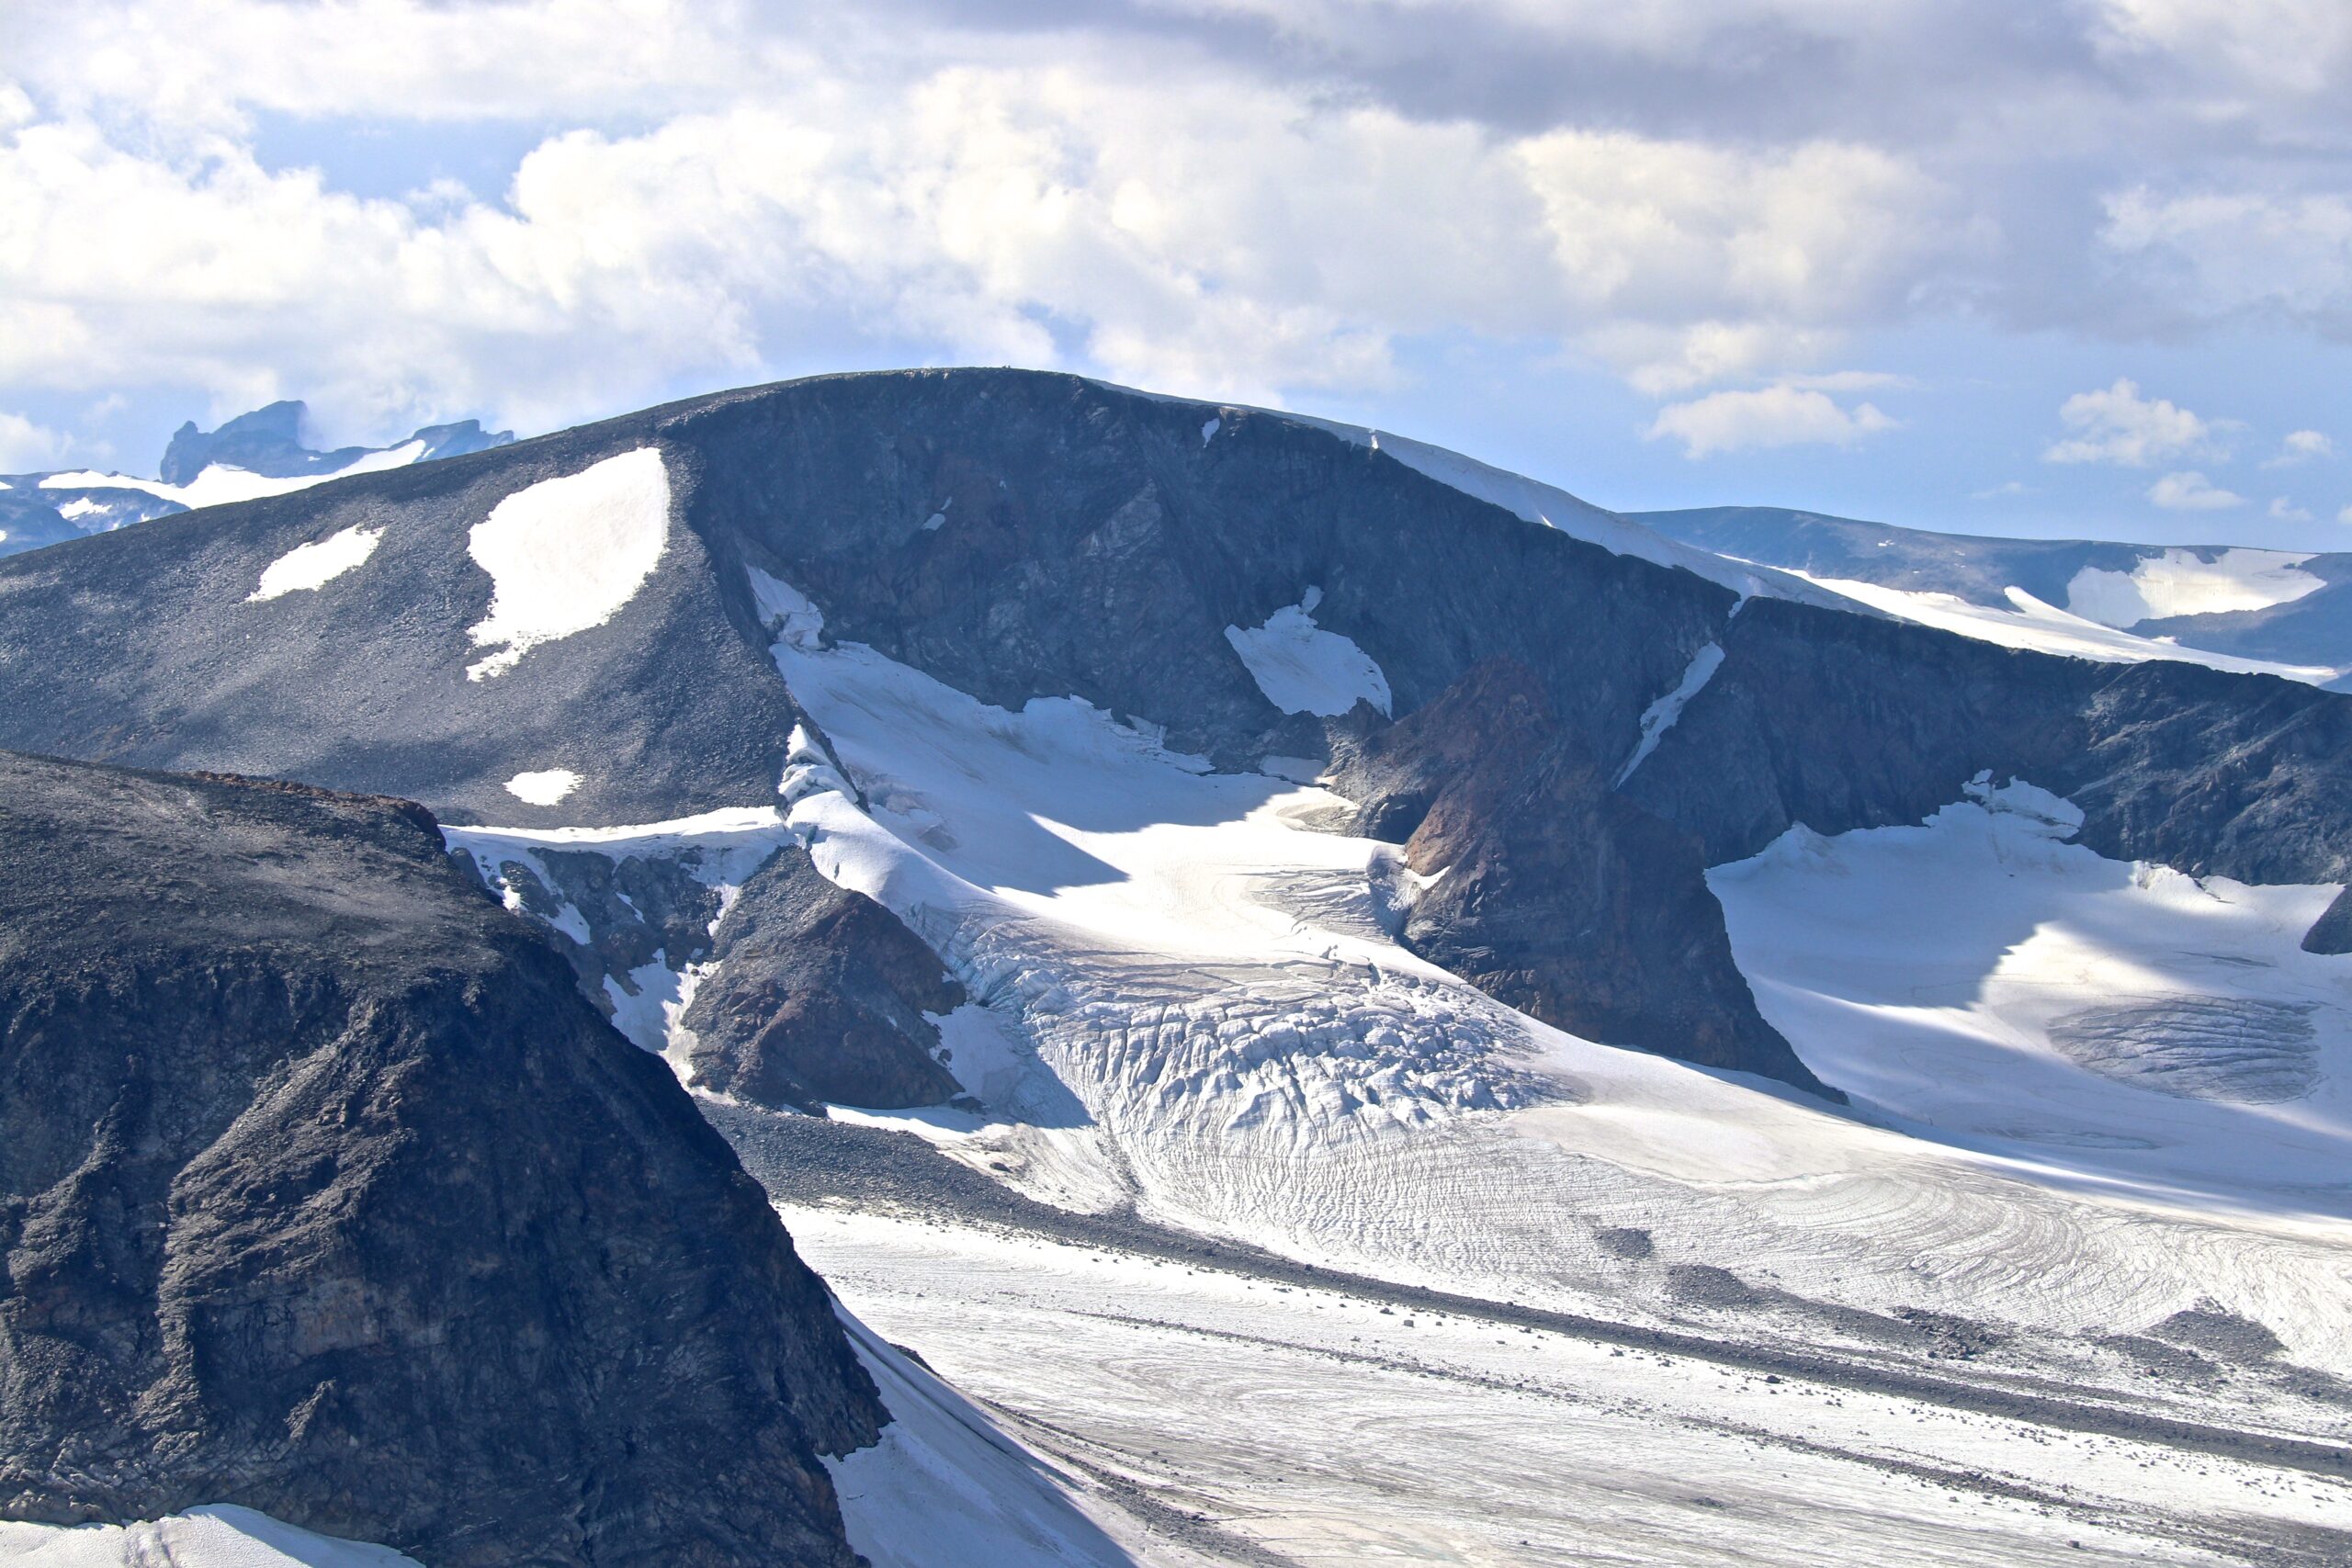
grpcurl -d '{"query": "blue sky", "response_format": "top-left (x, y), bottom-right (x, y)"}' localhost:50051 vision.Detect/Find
top-left (2, 1), bottom-right (2347, 548)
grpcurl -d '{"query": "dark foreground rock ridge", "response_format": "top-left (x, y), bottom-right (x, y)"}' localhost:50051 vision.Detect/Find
top-left (0, 751), bottom-right (882, 1565)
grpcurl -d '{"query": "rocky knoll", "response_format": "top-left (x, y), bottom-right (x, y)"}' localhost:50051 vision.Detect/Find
top-left (0, 752), bottom-right (882, 1565)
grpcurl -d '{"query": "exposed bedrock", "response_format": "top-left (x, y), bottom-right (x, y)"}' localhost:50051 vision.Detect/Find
top-left (2301, 886), bottom-right (2352, 955)
top-left (1331, 659), bottom-right (1832, 1097)
top-left (1, 367), bottom-right (2346, 1097)
top-left (0, 753), bottom-right (881, 1566)
top-left (679, 842), bottom-right (966, 1111)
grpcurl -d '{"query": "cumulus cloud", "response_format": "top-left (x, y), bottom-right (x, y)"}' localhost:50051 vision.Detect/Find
top-left (0, 412), bottom-right (72, 470)
top-left (1646, 384), bottom-right (1897, 458)
top-left (2269, 497), bottom-right (2313, 522)
top-left (2263, 429), bottom-right (2335, 468)
top-left (0, 0), bottom-right (2346, 454)
top-left (2147, 470), bottom-right (2245, 511)
top-left (2043, 378), bottom-right (2221, 467)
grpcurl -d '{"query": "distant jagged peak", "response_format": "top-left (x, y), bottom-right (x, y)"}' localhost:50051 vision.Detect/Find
top-left (160, 397), bottom-right (514, 485)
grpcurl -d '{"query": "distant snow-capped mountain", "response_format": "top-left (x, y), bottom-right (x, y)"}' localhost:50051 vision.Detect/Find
top-left (1634, 503), bottom-right (2352, 689)
top-left (0, 400), bottom-right (511, 558)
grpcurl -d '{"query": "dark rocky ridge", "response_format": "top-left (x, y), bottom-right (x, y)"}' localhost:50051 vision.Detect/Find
top-left (678, 843), bottom-right (967, 1111)
top-left (1331, 659), bottom-right (1828, 1096)
top-left (0, 751), bottom-right (882, 1565)
top-left (0, 367), bottom-right (2346, 1094)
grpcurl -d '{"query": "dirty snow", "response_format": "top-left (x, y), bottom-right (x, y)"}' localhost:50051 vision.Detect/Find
top-left (1614, 641), bottom-right (1724, 786)
top-left (796, 1205), bottom-right (2352, 1568)
top-left (1792, 571), bottom-right (2339, 683)
top-left (0, 1506), bottom-right (418, 1567)
top-left (1224, 587), bottom-right (1392, 717)
top-left (503, 768), bottom-right (580, 805)
top-left (2065, 547), bottom-right (2324, 628)
top-left (247, 525), bottom-right (384, 602)
top-left (464, 447), bottom-right (670, 680)
top-left (826, 1306), bottom-right (1156, 1568)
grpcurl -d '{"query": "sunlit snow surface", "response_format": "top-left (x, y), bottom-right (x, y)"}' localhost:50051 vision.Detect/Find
top-left (463, 447), bottom-right (670, 679)
top-left (1792, 571), bottom-right (2341, 684)
top-left (2064, 547), bottom-right (2325, 627)
top-left (732, 588), bottom-right (2352, 1376)
top-left (40, 443), bottom-right (430, 513)
top-left (247, 525), bottom-right (384, 602)
top-left (793, 1206), bottom-right (2352, 1567)
top-left (826, 1307), bottom-right (1152, 1567)
top-left (437, 580), bottom-right (2352, 1559)
top-left (0, 1506), bottom-right (417, 1567)
top-left (1710, 776), bottom-right (2352, 1209)
top-left (1223, 586), bottom-right (1393, 717)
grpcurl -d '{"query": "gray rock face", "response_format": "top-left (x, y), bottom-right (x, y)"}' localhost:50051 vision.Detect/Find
top-left (1330, 658), bottom-right (1829, 1097)
top-left (0, 752), bottom-right (881, 1565)
top-left (679, 844), bottom-right (966, 1111)
top-left (0, 367), bottom-right (2346, 1100)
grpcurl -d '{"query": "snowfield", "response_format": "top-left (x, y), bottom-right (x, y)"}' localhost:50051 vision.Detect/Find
top-left (247, 524), bottom-right (384, 602)
top-left (464, 447), bottom-right (671, 679)
top-left (1224, 587), bottom-right (1393, 717)
top-left (37, 441), bottom-right (430, 513)
top-left (2065, 547), bottom-right (2325, 628)
top-left (1711, 776), bottom-right (2352, 1213)
top-left (790, 1205), bottom-right (2352, 1567)
top-left (1787, 571), bottom-right (2342, 684)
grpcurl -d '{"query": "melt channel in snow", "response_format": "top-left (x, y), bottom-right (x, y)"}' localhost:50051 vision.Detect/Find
top-left (465, 447), bottom-right (670, 680)
top-left (1224, 586), bottom-right (1392, 717)
top-left (247, 525), bottom-right (384, 602)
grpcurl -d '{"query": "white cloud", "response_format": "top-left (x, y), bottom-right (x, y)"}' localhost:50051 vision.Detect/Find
top-left (1972, 479), bottom-right (2034, 500)
top-left (2341, 504), bottom-right (2352, 525)
top-left (2043, 378), bottom-right (2220, 467)
top-left (2147, 470), bottom-right (2245, 510)
top-left (0, 412), bottom-right (71, 470)
top-left (2269, 496), bottom-right (2313, 522)
top-left (2262, 429), bottom-right (2335, 468)
top-left (1646, 384), bottom-right (1897, 458)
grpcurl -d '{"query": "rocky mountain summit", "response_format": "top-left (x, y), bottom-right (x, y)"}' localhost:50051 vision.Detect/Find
top-left (0, 368), bottom-right (2343, 1098)
top-left (0, 751), bottom-right (881, 1566)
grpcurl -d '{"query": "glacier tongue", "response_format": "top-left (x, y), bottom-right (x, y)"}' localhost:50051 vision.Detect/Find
top-left (742, 588), bottom-right (2352, 1375)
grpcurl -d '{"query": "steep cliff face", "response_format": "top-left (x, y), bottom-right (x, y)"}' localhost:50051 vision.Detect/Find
top-left (679, 843), bottom-right (967, 1111)
top-left (1332, 660), bottom-right (1826, 1096)
top-left (0, 753), bottom-right (883, 1566)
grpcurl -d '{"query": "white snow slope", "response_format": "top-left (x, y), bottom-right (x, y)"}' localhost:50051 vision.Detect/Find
top-left (464, 447), bottom-right (670, 679)
top-left (1792, 570), bottom-right (2340, 683)
top-left (0, 1506), bottom-right (417, 1567)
